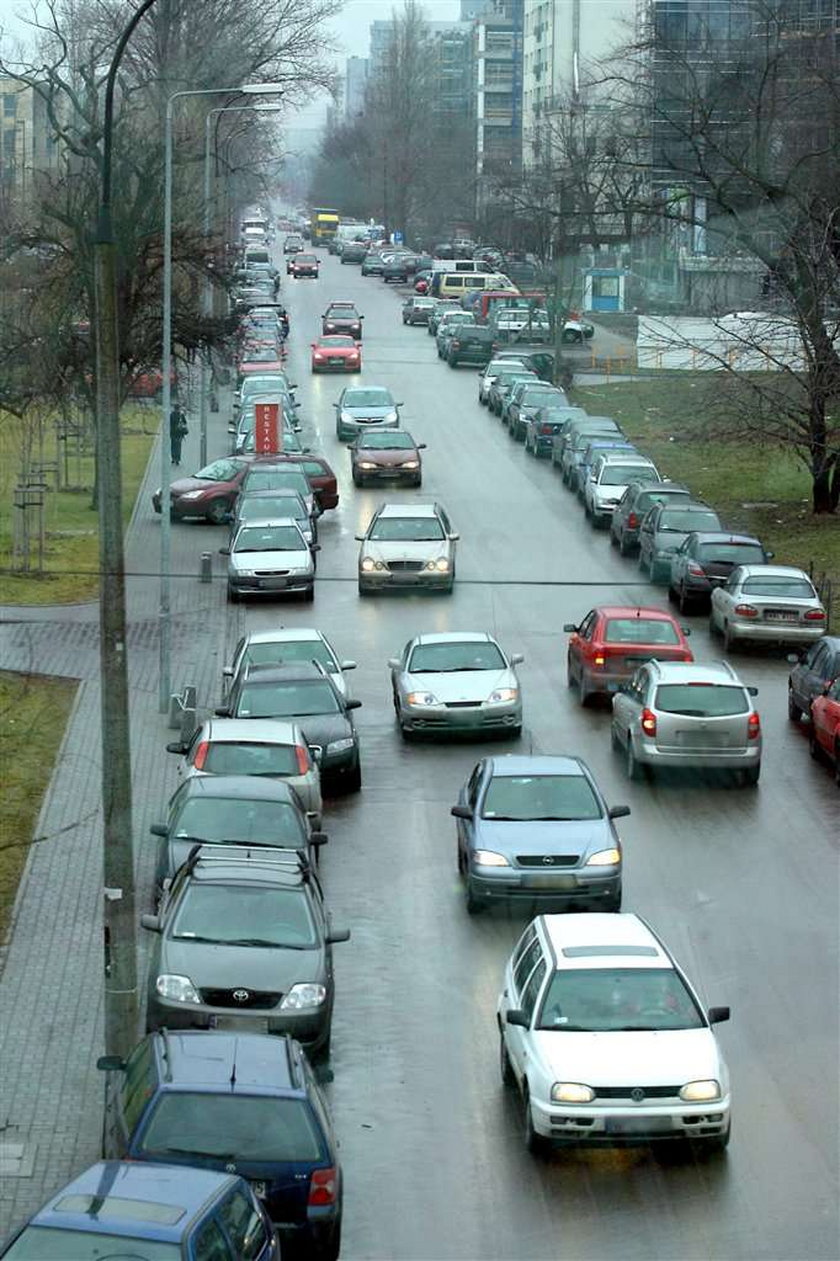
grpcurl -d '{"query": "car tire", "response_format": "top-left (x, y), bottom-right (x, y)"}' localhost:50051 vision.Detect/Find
top-left (226, 584), bottom-right (239, 604)
top-left (618, 533), bottom-right (632, 556)
top-left (302, 585), bottom-right (315, 603)
top-left (722, 622), bottom-right (735, 653)
top-left (205, 498), bottom-right (228, 525)
top-left (314, 1221), bottom-right (342, 1261)
top-left (352, 471), bottom-right (361, 487)
top-left (809, 722), bottom-right (821, 760)
top-left (787, 689), bottom-right (802, 722)
top-left (678, 586), bottom-right (695, 615)
top-left (464, 879), bottom-right (484, 915)
top-left (741, 763), bottom-right (760, 786)
top-left (345, 759), bottom-right (362, 792)
top-left (611, 722), bottom-right (622, 752)
top-left (523, 1087), bottom-right (548, 1156)
top-left (693, 1124), bottom-right (731, 1156)
top-left (626, 739), bottom-right (644, 781)
top-left (510, 725), bottom-right (523, 739)
top-left (358, 582), bottom-right (372, 597)
top-left (609, 528), bottom-right (619, 548)
top-left (500, 1033), bottom-right (515, 1087)
top-left (577, 670), bottom-right (592, 708)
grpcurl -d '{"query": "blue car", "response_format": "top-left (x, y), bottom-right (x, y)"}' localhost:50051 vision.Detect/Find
top-left (1, 1160), bottom-right (278, 1259)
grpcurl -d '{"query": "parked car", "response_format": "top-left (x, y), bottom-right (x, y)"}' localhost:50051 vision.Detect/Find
top-left (0, 1161), bottom-right (279, 1260)
top-left (554, 419), bottom-right (624, 485)
top-left (787, 636), bottom-right (840, 722)
top-left (357, 502), bottom-right (458, 595)
top-left (668, 531), bottom-right (773, 611)
top-left (290, 253), bottom-right (319, 278)
top-left (610, 481), bottom-right (691, 555)
top-left (584, 456), bottom-right (660, 527)
top-left (709, 565), bottom-right (827, 650)
top-left (427, 300), bottom-right (461, 335)
top-left (350, 430), bottom-right (425, 487)
top-left (390, 631), bottom-right (522, 739)
top-left (505, 385), bottom-right (568, 441)
top-left (523, 405), bottom-right (587, 457)
top-left (451, 755), bottom-right (627, 913)
top-left (611, 659), bottom-right (761, 784)
top-left (275, 453), bottom-right (339, 511)
top-left (311, 334), bottom-right (361, 373)
top-left (565, 605), bottom-right (693, 706)
top-left (360, 251), bottom-right (387, 276)
top-left (487, 370), bottom-right (538, 416)
top-left (402, 296), bottom-right (437, 325)
top-left (142, 848), bottom-right (349, 1059)
top-left (578, 441), bottom-right (641, 503)
top-left (322, 302), bottom-right (363, 339)
top-left (334, 385), bottom-right (402, 440)
top-left (497, 913), bottom-right (731, 1154)
top-left (223, 628), bottom-right (356, 702)
top-left (340, 240), bottom-right (368, 263)
top-left (638, 501), bottom-right (723, 582)
top-left (478, 356), bottom-right (528, 404)
top-left (230, 488), bottom-right (317, 549)
top-left (809, 677), bottom-right (840, 779)
top-left (436, 312), bottom-right (477, 357)
top-left (97, 1032), bottom-right (340, 1258)
top-left (239, 462), bottom-right (317, 519)
top-left (152, 456), bottom-right (252, 524)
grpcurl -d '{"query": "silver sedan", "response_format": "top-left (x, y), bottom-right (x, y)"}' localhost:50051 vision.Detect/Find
top-left (389, 632), bottom-right (523, 739)
top-left (710, 564), bottom-right (827, 649)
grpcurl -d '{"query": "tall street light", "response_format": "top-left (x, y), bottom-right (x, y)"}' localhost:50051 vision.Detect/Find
top-left (199, 102), bottom-right (283, 467)
top-left (159, 82), bottom-right (284, 714)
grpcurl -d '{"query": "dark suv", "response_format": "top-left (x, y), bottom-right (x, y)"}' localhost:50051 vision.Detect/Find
top-left (446, 325), bottom-right (496, 367)
top-left (99, 1030), bottom-right (342, 1259)
top-left (142, 845), bottom-right (350, 1055)
top-left (219, 661), bottom-right (362, 792)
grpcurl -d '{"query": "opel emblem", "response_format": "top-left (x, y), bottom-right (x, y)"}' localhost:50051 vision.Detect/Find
top-left (542, 855), bottom-right (555, 866)
top-left (631, 1087), bottom-right (646, 1103)
top-left (225, 1162), bottom-right (237, 1173)
top-left (232, 989), bottom-right (250, 1003)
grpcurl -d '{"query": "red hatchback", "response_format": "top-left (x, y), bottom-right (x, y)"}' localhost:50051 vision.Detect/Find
top-left (809, 678), bottom-right (840, 782)
top-left (152, 456), bottom-right (254, 523)
top-left (310, 335), bottom-right (361, 374)
top-left (564, 605), bottom-right (694, 707)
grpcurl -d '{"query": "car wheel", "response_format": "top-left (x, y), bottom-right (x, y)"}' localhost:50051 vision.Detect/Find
top-left (510, 725), bottom-right (523, 739)
top-left (618, 533), bottom-right (632, 556)
top-left (834, 741), bottom-right (840, 785)
top-left (693, 1124), bottom-right (731, 1156)
top-left (500, 1033), bottom-right (515, 1087)
top-left (464, 879), bottom-right (484, 915)
top-left (809, 722), bottom-right (822, 760)
top-left (345, 759), bottom-right (362, 792)
top-left (523, 1087), bottom-right (548, 1156)
top-left (626, 739), bottom-right (644, 781)
top-left (314, 1221), bottom-right (342, 1261)
top-left (358, 582), bottom-right (372, 596)
top-left (226, 585), bottom-right (239, 604)
top-left (302, 585), bottom-right (315, 603)
top-left (741, 763), bottom-right (760, 786)
top-left (609, 527), bottom-right (618, 548)
top-left (787, 689), bottom-right (802, 722)
top-left (205, 498), bottom-right (228, 525)
top-left (610, 721), bottom-right (622, 752)
top-left (722, 622), bottom-right (735, 653)
top-left (566, 656), bottom-right (576, 688)
top-left (577, 670), bottom-right (592, 708)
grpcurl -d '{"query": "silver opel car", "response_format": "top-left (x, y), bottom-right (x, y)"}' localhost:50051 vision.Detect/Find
top-left (389, 632), bottom-right (523, 738)
top-left (357, 502), bottom-right (458, 594)
top-left (223, 518), bottom-right (317, 602)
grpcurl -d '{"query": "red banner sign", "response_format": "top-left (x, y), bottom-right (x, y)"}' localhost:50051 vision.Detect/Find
top-left (254, 401), bottom-right (283, 454)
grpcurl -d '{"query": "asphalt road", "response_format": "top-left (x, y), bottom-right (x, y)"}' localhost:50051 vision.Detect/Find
top-left (231, 249), bottom-right (839, 1260)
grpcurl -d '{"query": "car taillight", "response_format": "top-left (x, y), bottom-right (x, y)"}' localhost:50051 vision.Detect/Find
top-left (192, 741), bottom-right (209, 770)
top-left (627, 512), bottom-right (638, 528)
top-left (641, 707), bottom-right (657, 737)
top-left (747, 711), bottom-right (761, 740)
top-left (309, 1167), bottom-right (338, 1207)
top-left (734, 604), bottom-right (758, 618)
top-left (804, 609), bottom-right (826, 621)
top-left (687, 561), bottom-right (705, 576)
top-left (295, 745), bottom-right (310, 774)
top-left (593, 654), bottom-right (606, 668)
top-left (540, 425), bottom-right (552, 434)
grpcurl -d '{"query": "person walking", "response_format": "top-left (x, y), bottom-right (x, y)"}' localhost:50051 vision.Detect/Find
top-left (169, 404), bottom-right (188, 465)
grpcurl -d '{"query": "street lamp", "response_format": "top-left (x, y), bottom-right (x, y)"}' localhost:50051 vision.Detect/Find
top-left (159, 82), bottom-right (284, 714)
top-left (198, 102), bottom-right (283, 466)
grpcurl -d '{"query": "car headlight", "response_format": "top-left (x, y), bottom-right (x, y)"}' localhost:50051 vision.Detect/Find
top-left (424, 558), bottom-right (450, 572)
top-left (327, 737), bottom-right (355, 753)
top-left (286, 566), bottom-right (310, 575)
top-left (679, 1079), bottom-right (722, 1102)
top-left (340, 411), bottom-right (354, 423)
top-left (280, 983), bottom-right (326, 1010)
top-left (551, 1082), bottom-right (594, 1103)
top-left (357, 462), bottom-right (377, 470)
top-left (179, 490), bottom-right (206, 501)
top-left (155, 974), bottom-right (200, 1004)
top-left (360, 557), bottom-right (386, 572)
top-left (472, 849), bottom-right (510, 867)
top-left (325, 323), bottom-right (335, 330)
top-left (586, 847), bottom-right (621, 866)
top-left (405, 691), bottom-right (439, 707)
top-left (234, 568), bottom-right (256, 578)
top-left (400, 460), bottom-right (419, 469)
top-left (384, 410), bottom-right (398, 422)
top-left (487, 688), bottom-right (518, 704)
top-left (313, 353), bottom-right (324, 361)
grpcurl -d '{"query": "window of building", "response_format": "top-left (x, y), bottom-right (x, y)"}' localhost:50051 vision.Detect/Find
top-left (3, 93), bottom-right (19, 117)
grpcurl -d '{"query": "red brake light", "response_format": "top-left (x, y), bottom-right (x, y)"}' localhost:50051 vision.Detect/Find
top-left (540, 425), bottom-right (552, 434)
top-left (295, 744), bottom-right (310, 775)
top-left (641, 707), bottom-right (657, 736)
top-left (734, 604), bottom-right (759, 618)
top-left (627, 512), bottom-right (638, 529)
top-left (687, 561), bottom-right (705, 576)
top-left (804, 609), bottom-right (826, 621)
top-left (747, 711), bottom-right (761, 740)
top-left (192, 741), bottom-right (209, 770)
top-left (309, 1167), bottom-right (338, 1207)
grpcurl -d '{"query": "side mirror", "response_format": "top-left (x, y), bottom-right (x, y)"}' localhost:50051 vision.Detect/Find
top-left (707, 1005), bottom-right (730, 1025)
top-left (140, 913), bottom-right (161, 933)
top-left (509, 652), bottom-right (524, 666)
top-left (563, 623), bottom-right (578, 633)
top-left (681, 627), bottom-right (691, 636)
top-left (313, 1064), bottom-right (335, 1086)
top-left (214, 706), bottom-right (231, 717)
top-left (354, 534), bottom-right (364, 542)
top-left (96, 1055), bottom-right (125, 1072)
top-left (327, 928), bottom-right (351, 944)
top-left (608, 805), bottom-right (631, 820)
top-left (149, 823), bottom-right (167, 837)
top-left (165, 741), bottom-right (186, 755)
top-left (448, 532), bottom-right (460, 542)
top-left (222, 666), bottom-right (233, 677)
top-left (747, 685), bottom-right (759, 697)
top-left (505, 1009), bottom-right (529, 1029)
top-left (450, 804), bottom-right (473, 820)
top-left (786, 652), bottom-right (801, 664)
top-left (387, 658), bottom-right (400, 670)
top-left (309, 832), bottom-right (329, 848)
top-left (227, 423), bottom-right (237, 434)
top-left (341, 660), bottom-right (357, 671)
top-left (418, 443), bottom-right (427, 450)
top-left (346, 698), bottom-right (362, 710)
top-left (218, 547), bottom-right (229, 556)
top-left (766, 550), bottom-right (775, 559)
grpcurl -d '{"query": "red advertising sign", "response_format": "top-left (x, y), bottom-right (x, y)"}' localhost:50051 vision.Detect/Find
top-left (254, 401), bottom-right (283, 454)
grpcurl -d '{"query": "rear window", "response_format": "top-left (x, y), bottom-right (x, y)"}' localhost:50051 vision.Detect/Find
top-left (654, 683), bottom-right (749, 717)
top-left (696, 542), bottom-right (765, 563)
top-left (658, 510), bottom-right (720, 531)
top-left (600, 465), bottom-right (656, 486)
top-left (202, 742), bottom-right (300, 776)
top-left (140, 1094), bottom-right (324, 1163)
top-left (604, 618), bottom-right (680, 645)
top-left (3, 1230), bottom-right (180, 1259)
top-left (742, 576), bottom-right (816, 598)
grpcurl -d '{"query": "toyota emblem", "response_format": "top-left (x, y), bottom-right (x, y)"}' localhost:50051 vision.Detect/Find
top-left (542, 855), bottom-right (555, 866)
top-left (631, 1087), bottom-right (646, 1103)
top-left (232, 989), bottom-right (250, 1003)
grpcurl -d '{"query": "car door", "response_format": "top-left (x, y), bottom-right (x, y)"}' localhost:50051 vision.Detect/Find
top-left (568, 610), bottom-right (596, 679)
top-left (106, 1037), bottom-right (156, 1160)
top-left (671, 536), bottom-right (690, 587)
top-left (503, 936), bottom-right (545, 1080)
top-left (456, 762), bottom-right (485, 866)
top-left (217, 1186), bottom-right (275, 1260)
top-left (800, 641), bottom-right (831, 709)
top-left (614, 667), bottom-right (646, 738)
top-left (638, 505), bottom-right (659, 568)
top-left (190, 1214), bottom-right (235, 1261)
top-left (711, 569), bottom-right (741, 628)
top-left (508, 954), bottom-right (548, 1086)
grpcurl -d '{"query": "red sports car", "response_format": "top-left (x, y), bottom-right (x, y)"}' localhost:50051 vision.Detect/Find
top-left (311, 336), bottom-right (361, 374)
top-left (810, 678), bottom-right (840, 781)
top-left (564, 604), bottom-right (694, 706)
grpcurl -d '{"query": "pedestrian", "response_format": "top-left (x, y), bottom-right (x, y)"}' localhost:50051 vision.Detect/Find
top-left (169, 404), bottom-right (188, 465)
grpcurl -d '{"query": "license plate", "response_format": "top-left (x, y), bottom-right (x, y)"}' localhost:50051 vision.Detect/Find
top-left (522, 874), bottom-right (576, 891)
top-left (606, 1116), bottom-right (672, 1135)
top-left (328, 358), bottom-right (343, 365)
top-left (258, 578), bottom-right (286, 588)
top-left (764, 610), bottom-right (799, 622)
top-left (210, 1015), bottom-right (269, 1032)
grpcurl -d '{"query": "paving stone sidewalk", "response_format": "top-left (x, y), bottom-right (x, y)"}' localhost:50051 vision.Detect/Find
top-left (0, 388), bottom-right (241, 1235)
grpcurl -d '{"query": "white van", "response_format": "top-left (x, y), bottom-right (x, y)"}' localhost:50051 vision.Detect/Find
top-left (430, 258), bottom-right (494, 274)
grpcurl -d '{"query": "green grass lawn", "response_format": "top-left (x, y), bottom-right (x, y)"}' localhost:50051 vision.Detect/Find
top-left (0, 405), bottom-right (156, 604)
top-left (573, 375), bottom-right (839, 625)
top-left (0, 671), bottom-right (78, 939)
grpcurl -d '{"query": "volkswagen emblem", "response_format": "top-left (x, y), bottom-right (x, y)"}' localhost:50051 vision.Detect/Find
top-left (232, 989), bottom-right (250, 1004)
top-left (631, 1087), bottom-right (646, 1103)
top-left (542, 855), bottom-right (555, 866)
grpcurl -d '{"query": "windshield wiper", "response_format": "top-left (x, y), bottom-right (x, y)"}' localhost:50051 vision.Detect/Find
top-left (158, 1147), bottom-right (237, 1161)
top-left (226, 937), bottom-right (308, 949)
top-left (172, 934), bottom-right (227, 944)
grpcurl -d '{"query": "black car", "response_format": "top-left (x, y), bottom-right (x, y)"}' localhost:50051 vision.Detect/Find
top-left (668, 530), bottom-right (773, 610)
top-left (523, 405), bottom-right (588, 457)
top-left (99, 1031), bottom-right (342, 1259)
top-left (447, 325), bottom-right (497, 367)
top-left (506, 386), bottom-right (568, 441)
top-left (382, 256), bottom-right (412, 283)
top-left (340, 241), bottom-right (368, 264)
top-left (787, 636), bottom-right (840, 722)
top-left (142, 846), bottom-right (349, 1060)
top-left (219, 661), bottom-right (363, 792)
top-left (322, 303), bottom-right (363, 339)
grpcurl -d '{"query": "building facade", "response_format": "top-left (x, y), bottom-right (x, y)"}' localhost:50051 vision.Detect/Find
top-left (473, 0), bottom-right (524, 210)
top-left (343, 56), bottom-right (369, 121)
top-left (0, 79), bottom-right (62, 212)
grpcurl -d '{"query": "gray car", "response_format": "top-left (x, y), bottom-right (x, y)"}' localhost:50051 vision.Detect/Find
top-left (637, 501), bottom-right (722, 582)
top-left (222, 519), bottom-right (317, 602)
top-left (553, 417), bottom-right (623, 483)
top-left (334, 385), bottom-right (402, 441)
top-left (357, 502), bottom-right (458, 595)
top-left (389, 631), bottom-right (523, 739)
top-left (710, 564), bottom-right (827, 650)
top-left (609, 481), bottom-right (691, 554)
top-left (223, 628), bottom-right (356, 702)
top-left (451, 755), bottom-right (628, 914)
top-left (611, 659), bottom-right (762, 784)
top-left (142, 845), bottom-right (350, 1057)
top-left (229, 489), bottom-right (316, 548)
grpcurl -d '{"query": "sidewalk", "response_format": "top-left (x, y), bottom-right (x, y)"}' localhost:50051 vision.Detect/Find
top-left (0, 382), bottom-right (239, 1235)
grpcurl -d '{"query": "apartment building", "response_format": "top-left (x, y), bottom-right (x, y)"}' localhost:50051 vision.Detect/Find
top-left (0, 79), bottom-right (62, 209)
top-left (473, 0), bottom-right (524, 209)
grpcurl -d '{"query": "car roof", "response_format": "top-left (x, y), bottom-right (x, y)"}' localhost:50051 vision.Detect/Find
top-left (178, 774), bottom-right (302, 803)
top-left (485, 754), bottom-right (586, 777)
top-left (185, 844), bottom-right (309, 888)
top-left (656, 500), bottom-right (714, 513)
top-left (377, 502), bottom-right (441, 519)
top-left (202, 717), bottom-right (301, 743)
top-left (736, 564), bottom-right (811, 579)
top-left (645, 660), bottom-right (743, 684)
top-left (594, 605), bottom-right (681, 622)
top-left (242, 661), bottom-right (329, 683)
top-left (235, 517), bottom-right (302, 530)
top-left (243, 627), bottom-right (325, 646)
top-left (155, 1030), bottom-right (302, 1094)
top-left (411, 631), bottom-right (494, 645)
top-left (31, 1160), bottom-right (236, 1238)
top-left (688, 531), bottom-right (762, 545)
top-left (539, 913), bottom-right (671, 971)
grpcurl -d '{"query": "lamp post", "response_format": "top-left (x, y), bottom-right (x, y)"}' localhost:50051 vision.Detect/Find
top-left (159, 82), bottom-right (285, 715)
top-left (199, 102), bottom-right (282, 467)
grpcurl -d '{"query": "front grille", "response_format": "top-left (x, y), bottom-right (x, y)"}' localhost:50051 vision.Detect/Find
top-left (444, 701), bottom-right (479, 709)
top-left (516, 854), bottom-right (578, 867)
top-left (200, 988), bottom-right (281, 1010)
top-left (387, 560), bottom-right (424, 572)
top-left (255, 570), bottom-right (290, 577)
top-left (593, 1085), bottom-right (680, 1100)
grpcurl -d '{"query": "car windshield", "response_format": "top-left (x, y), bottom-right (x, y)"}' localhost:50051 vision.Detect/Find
top-left (320, 336), bottom-right (355, 347)
top-left (658, 510), bottom-right (720, 531)
top-left (696, 542), bottom-right (765, 563)
top-left (604, 618), bottom-right (681, 644)
top-left (241, 376), bottom-right (288, 397)
top-left (243, 470), bottom-right (310, 495)
top-left (140, 1094), bottom-right (323, 1163)
top-left (171, 883), bottom-right (316, 948)
top-left (202, 742), bottom-right (302, 777)
top-left (654, 683), bottom-right (749, 716)
top-left (297, 255), bottom-right (316, 263)
top-left (520, 388), bottom-right (557, 404)
top-left (369, 517), bottom-right (444, 542)
top-left (441, 313), bottom-right (474, 324)
top-left (601, 465), bottom-right (656, 486)
top-left (537, 967), bottom-right (704, 1032)
top-left (238, 680), bottom-right (341, 717)
top-left (487, 360), bottom-right (525, 374)
top-left (327, 308), bottom-right (358, 318)
top-left (344, 389), bottom-right (393, 407)
top-left (2, 1228), bottom-right (180, 1259)
top-left (482, 774), bottom-right (602, 821)
top-left (741, 576), bottom-right (816, 598)
top-left (173, 798), bottom-right (305, 845)
top-left (239, 495), bottom-right (306, 522)
top-left (195, 459), bottom-right (240, 482)
top-left (234, 525), bottom-right (305, 553)
top-left (573, 430), bottom-right (618, 449)
top-left (243, 641), bottom-right (337, 672)
top-left (407, 641), bottom-right (505, 672)
top-left (357, 432), bottom-right (415, 450)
